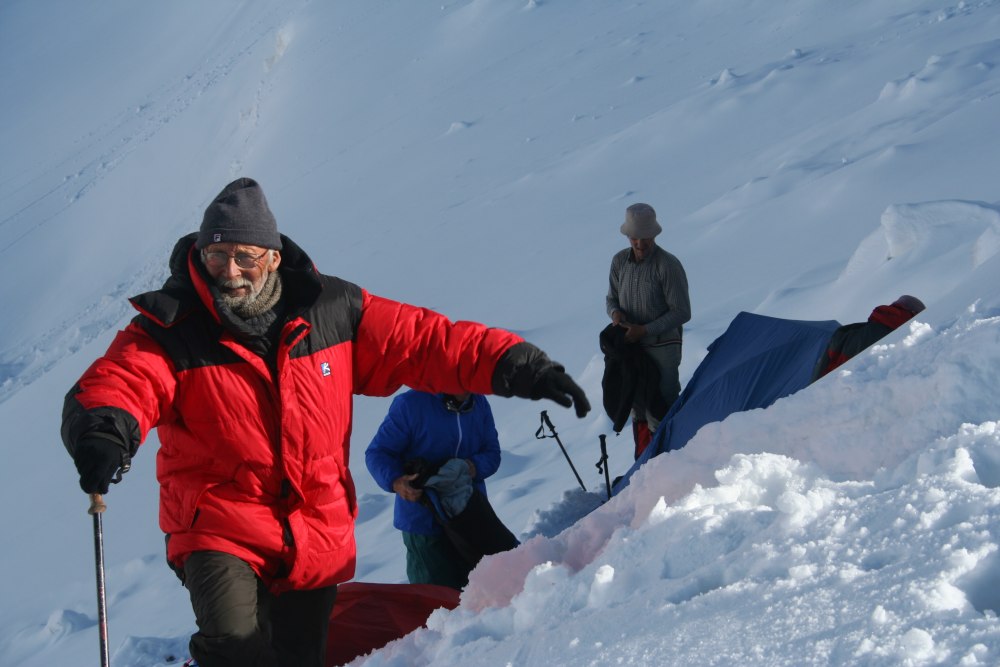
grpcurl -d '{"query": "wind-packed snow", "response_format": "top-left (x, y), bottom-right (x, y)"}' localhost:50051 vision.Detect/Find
top-left (2, 1), bottom-right (1000, 665)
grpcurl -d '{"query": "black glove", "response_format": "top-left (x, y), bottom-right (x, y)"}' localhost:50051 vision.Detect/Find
top-left (493, 342), bottom-right (592, 418)
top-left (531, 368), bottom-right (591, 418)
top-left (73, 437), bottom-right (127, 494)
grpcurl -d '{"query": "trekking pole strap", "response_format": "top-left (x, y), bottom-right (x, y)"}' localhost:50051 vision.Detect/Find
top-left (597, 435), bottom-right (611, 500)
top-left (540, 410), bottom-right (556, 434)
top-left (535, 410), bottom-right (557, 440)
top-left (595, 445), bottom-right (608, 474)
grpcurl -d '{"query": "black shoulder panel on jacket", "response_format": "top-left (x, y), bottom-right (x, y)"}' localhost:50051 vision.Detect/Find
top-left (286, 275), bottom-right (364, 360)
top-left (129, 233), bottom-right (202, 328)
top-left (134, 311), bottom-right (244, 372)
top-left (133, 275), bottom-right (363, 369)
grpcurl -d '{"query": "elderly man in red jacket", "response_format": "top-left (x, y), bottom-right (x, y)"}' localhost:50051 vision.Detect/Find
top-left (61, 177), bottom-right (589, 667)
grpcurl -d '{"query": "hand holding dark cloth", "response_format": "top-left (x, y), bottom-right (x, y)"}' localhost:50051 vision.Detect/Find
top-left (72, 437), bottom-right (128, 494)
top-left (392, 472), bottom-right (424, 503)
top-left (491, 342), bottom-right (591, 418)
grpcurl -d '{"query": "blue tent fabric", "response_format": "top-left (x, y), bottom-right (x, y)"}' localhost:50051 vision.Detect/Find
top-left (611, 312), bottom-right (840, 495)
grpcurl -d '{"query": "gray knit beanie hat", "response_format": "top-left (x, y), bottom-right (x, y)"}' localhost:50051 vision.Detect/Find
top-left (620, 203), bottom-right (662, 238)
top-left (196, 177), bottom-right (282, 250)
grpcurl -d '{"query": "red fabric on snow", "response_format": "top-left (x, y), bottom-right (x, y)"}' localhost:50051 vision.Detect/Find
top-left (325, 582), bottom-right (460, 666)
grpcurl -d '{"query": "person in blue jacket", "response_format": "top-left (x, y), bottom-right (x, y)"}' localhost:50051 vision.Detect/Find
top-left (366, 390), bottom-right (503, 589)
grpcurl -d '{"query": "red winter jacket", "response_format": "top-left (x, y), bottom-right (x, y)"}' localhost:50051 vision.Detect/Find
top-left (810, 304), bottom-right (916, 382)
top-left (62, 234), bottom-right (522, 592)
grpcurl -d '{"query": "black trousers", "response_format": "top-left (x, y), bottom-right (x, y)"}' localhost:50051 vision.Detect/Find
top-left (183, 551), bottom-right (338, 667)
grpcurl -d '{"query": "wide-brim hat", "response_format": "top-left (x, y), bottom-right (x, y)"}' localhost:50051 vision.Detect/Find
top-left (620, 202), bottom-right (662, 238)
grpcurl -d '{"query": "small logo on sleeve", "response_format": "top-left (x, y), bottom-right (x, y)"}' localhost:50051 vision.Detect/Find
top-left (320, 362), bottom-right (331, 377)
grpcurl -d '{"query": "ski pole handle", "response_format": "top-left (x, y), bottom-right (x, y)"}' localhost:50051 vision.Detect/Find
top-left (540, 410), bottom-right (556, 434)
top-left (89, 493), bottom-right (107, 515)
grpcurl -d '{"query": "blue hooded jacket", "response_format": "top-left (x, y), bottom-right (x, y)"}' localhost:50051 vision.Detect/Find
top-left (365, 390), bottom-right (501, 535)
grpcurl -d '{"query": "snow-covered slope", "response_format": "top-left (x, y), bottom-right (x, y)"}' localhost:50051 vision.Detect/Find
top-left (2, 1), bottom-right (999, 665)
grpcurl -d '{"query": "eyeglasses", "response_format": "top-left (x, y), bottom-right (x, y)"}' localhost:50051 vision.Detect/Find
top-left (201, 249), bottom-right (269, 270)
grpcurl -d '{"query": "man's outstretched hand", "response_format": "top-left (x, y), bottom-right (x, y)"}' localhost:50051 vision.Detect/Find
top-left (532, 368), bottom-right (591, 418)
top-left (492, 342), bottom-right (592, 418)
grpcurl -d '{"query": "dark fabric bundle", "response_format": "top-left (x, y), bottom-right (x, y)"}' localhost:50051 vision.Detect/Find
top-left (426, 488), bottom-right (519, 568)
top-left (408, 458), bottom-right (519, 568)
top-left (599, 324), bottom-right (667, 432)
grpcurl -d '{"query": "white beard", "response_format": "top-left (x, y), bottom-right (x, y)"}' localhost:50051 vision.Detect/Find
top-left (217, 276), bottom-right (265, 316)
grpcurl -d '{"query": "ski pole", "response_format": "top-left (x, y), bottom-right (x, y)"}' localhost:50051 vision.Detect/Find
top-left (596, 434), bottom-right (611, 500)
top-left (535, 410), bottom-right (586, 491)
top-left (89, 493), bottom-right (111, 667)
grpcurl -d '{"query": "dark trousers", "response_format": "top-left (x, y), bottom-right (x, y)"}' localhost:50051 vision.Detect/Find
top-left (183, 551), bottom-right (338, 667)
top-left (633, 342), bottom-right (681, 432)
top-left (402, 531), bottom-right (471, 590)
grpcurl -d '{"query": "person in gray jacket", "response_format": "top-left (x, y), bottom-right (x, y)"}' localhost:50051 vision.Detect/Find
top-left (606, 203), bottom-right (691, 455)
